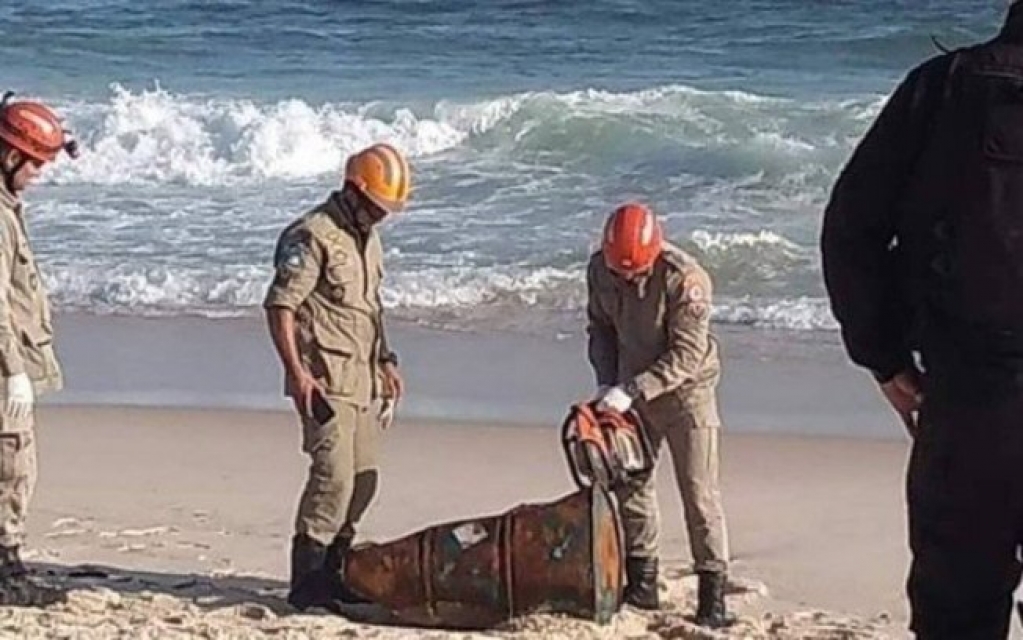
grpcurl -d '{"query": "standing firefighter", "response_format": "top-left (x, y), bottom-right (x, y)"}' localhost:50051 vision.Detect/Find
top-left (586, 202), bottom-right (733, 628)
top-left (821, 3), bottom-right (1023, 637)
top-left (0, 92), bottom-right (77, 605)
top-left (264, 143), bottom-right (408, 610)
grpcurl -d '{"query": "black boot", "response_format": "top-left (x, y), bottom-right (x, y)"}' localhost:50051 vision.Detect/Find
top-left (0, 545), bottom-right (64, 607)
top-left (287, 534), bottom-right (332, 610)
top-left (694, 571), bottom-right (735, 629)
top-left (0, 546), bottom-right (27, 580)
top-left (324, 531), bottom-right (371, 606)
top-left (623, 556), bottom-right (659, 610)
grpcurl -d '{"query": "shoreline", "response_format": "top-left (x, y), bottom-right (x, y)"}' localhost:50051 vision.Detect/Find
top-left (46, 312), bottom-right (903, 440)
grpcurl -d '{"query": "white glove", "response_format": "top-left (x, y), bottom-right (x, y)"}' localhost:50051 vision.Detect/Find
top-left (379, 397), bottom-right (396, 430)
top-left (596, 385), bottom-right (633, 413)
top-left (4, 373), bottom-right (33, 420)
top-left (594, 384), bottom-right (612, 401)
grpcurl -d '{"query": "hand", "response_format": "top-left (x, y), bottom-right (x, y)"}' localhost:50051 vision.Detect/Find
top-left (288, 369), bottom-right (324, 420)
top-left (379, 397), bottom-right (396, 430)
top-left (380, 362), bottom-right (404, 402)
top-left (596, 385), bottom-right (633, 413)
top-left (4, 373), bottom-right (33, 420)
top-left (879, 369), bottom-right (923, 438)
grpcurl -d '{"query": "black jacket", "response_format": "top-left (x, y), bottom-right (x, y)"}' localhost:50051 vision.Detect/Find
top-left (822, 5), bottom-right (1023, 381)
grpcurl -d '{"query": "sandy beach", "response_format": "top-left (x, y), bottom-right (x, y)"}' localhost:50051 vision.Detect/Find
top-left (5, 405), bottom-right (908, 639)
top-left (0, 313), bottom-right (1006, 639)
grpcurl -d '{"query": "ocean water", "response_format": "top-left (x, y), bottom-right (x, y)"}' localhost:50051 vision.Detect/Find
top-left (0, 0), bottom-right (1009, 336)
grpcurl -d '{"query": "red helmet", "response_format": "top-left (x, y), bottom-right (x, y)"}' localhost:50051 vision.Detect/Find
top-left (0, 92), bottom-right (78, 164)
top-left (602, 203), bottom-right (663, 277)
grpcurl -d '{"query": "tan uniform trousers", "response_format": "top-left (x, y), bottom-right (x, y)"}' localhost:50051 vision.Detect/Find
top-left (615, 385), bottom-right (729, 573)
top-left (0, 411), bottom-right (35, 549)
top-left (294, 397), bottom-right (381, 546)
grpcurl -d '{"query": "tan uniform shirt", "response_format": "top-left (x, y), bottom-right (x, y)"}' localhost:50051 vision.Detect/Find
top-left (263, 192), bottom-right (393, 408)
top-left (0, 185), bottom-right (61, 394)
top-left (586, 242), bottom-right (719, 403)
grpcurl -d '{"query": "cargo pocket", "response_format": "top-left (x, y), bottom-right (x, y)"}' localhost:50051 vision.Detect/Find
top-left (301, 401), bottom-right (341, 455)
top-left (0, 433), bottom-right (24, 483)
top-left (681, 387), bottom-right (722, 430)
top-left (20, 325), bottom-right (58, 382)
top-left (310, 327), bottom-right (357, 397)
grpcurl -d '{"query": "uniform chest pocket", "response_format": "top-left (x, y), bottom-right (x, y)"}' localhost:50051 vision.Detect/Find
top-left (13, 244), bottom-right (39, 292)
top-left (321, 258), bottom-right (361, 303)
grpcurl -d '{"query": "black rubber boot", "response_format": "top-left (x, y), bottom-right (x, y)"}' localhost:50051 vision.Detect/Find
top-left (287, 534), bottom-right (331, 610)
top-left (694, 570), bottom-right (736, 628)
top-left (324, 530), bottom-right (372, 606)
top-left (623, 556), bottom-right (660, 610)
top-left (0, 545), bottom-right (64, 607)
top-left (0, 546), bottom-right (27, 580)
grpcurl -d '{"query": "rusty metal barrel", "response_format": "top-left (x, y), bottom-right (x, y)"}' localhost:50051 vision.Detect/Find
top-left (341, 486), bottom-right (624, 629)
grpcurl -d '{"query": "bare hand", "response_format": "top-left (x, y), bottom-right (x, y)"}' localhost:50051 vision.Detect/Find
top-left (289, 369), bottom-right (324, 419)
top-left (879, 369), bottom-right (923, 438)
top-left (380, 362), bottom-right (404, 402)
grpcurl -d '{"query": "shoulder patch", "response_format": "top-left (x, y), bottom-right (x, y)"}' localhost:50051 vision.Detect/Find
top-left (685, 283), bottom-right (704, 304)
top-left (682, 271), bottom-right (710, 303)
top-left (274, 228), bottom-right (313, 274)
top-left (275, 242), bottom-right (308, 273)
top-left (686, 302), bottom-right (710, 321)
top-left (683, 269), bottom-right (707, 298)
top-left (678, 268), bottom-right (712, 322)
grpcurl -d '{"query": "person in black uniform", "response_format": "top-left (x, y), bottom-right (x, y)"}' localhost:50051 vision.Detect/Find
top-left (822, 3), bottom-right (1023, 638)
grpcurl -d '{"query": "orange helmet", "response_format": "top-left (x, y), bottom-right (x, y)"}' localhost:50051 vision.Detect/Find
top-left (344, 143), bottom-right (411, 214)
top-left (0, 92), bottom-right (77, 164)
top-left (602, 203), bottom-right (663, 277)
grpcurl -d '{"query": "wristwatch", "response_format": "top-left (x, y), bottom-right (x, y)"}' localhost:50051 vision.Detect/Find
top-left (379, 352), bottom-right (399, 367)
top-left (622, 379), bottom-right (641, 400)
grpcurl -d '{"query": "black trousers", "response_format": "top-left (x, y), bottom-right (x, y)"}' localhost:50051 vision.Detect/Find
top-left (907, 385), bottom-right (1023, 639)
